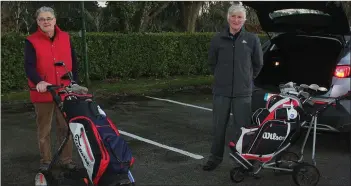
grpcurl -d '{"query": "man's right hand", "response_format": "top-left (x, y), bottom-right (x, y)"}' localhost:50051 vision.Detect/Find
top-left (36, 81), bottom-right (52, 93)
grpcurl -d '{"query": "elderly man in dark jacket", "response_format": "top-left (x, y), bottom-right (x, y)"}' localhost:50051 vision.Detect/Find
top-left (203, 4), bottom-right (263, 171)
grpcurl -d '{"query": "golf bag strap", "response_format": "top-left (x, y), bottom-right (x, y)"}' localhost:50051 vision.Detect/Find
top-left (88, 101), bottom-right (102, 118)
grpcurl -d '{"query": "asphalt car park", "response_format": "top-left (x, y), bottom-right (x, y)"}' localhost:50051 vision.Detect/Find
top-left (1, 91), bottom-right (350, 186)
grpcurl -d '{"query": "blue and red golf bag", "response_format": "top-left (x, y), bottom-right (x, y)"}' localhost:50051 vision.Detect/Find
top-left (61, 91), bottom-right (135, 186)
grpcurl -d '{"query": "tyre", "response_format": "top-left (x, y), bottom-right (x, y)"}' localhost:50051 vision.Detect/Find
top-left (230, 167), bottom-right (245, 183)
top-left (292, 162), bottom-right (320, 186)
top-left (275, 151), bottom-right (300, 169)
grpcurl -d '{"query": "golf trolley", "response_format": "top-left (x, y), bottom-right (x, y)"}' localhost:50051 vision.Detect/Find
top-left (228, 82), bottom-right (351, 186)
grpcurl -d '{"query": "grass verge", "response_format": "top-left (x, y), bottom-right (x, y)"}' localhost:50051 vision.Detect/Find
top-left (1, 75), bottom-right (213, 103)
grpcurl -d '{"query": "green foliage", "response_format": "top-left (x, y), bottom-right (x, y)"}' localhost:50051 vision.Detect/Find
top-left (1, 33), bottom-right (28, 91)
top-left (1, 32), bottom-right (268, 92)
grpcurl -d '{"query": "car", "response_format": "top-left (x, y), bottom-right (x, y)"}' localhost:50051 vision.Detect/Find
top-left (244, 1), bottom-right (351, 133)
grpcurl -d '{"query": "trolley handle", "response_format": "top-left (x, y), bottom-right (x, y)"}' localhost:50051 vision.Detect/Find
top-left (29, 85), bottom-right (63, 104)
top-left (310, 91), bottom-right (351, 116)
top-left (30, 85), bottom-right (62, 93)
top-left (47, 85), bottom-right (61, 91)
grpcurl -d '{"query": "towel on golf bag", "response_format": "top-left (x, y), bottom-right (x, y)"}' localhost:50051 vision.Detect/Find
top-left (61, 93), bottom-right (135, 185)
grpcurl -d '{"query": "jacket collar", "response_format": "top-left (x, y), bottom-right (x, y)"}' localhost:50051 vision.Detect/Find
top-left (220, 25), bottom-right (246, 40)
top-left (36, 25), bottom-right (61, 40)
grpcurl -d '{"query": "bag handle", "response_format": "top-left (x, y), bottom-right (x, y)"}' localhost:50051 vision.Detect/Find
top-left (87, 100), bottom-right (102, 119)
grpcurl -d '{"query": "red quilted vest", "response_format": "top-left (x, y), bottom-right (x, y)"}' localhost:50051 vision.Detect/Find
top-left (27, 25), bottom-right (72, 103)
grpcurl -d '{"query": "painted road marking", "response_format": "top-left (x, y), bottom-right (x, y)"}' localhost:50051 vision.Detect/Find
top-left (119, 130), bottom-right (204, 160)
top-left (145, 96), bottom-right (325, 135)
top-left (145, 96), bottom-right (232, 115)
top-left (145, 96), bottom-right (212, 111)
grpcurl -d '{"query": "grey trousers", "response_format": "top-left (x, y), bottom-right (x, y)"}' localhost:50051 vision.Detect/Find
top-left (209, 95), bottom-right (252, 162)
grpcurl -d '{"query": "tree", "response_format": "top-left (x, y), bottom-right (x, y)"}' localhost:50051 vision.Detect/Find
top-left (179, 1), bottom-right (204, 32)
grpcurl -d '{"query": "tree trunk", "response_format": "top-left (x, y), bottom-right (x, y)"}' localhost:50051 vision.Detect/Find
top-left (132, 2), bottom-right (146, 32)
top-left (180, 1), bottom-right (203, 32)
top-left (15, 2), bottom-right (22, 33)
top-left (139, 2), bottom-right (170, 32)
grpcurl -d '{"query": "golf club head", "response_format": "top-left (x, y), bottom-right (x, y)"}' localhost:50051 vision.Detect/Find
top-left (61, 72), bottom-right (73, 80)
top-left (318, 87), bottom-right (328, 92)
top-left (54, 61), bottom-right (65, 67)
top-left (54, 61), bottom-right (74, 83)
top-left (286, 82), bottom-right (294, 88)
top-left (309, 84), bottom-right (319, 91)
top-left (300, 91), bottom-right (310, 99)
top-left (279, 82), bottom-right (293, 89)
top-left (300, 84), bottom-right (309, 89)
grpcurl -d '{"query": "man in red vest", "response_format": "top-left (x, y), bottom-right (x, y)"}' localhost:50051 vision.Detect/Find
top-left (24, 6), bottom-right (78, 171)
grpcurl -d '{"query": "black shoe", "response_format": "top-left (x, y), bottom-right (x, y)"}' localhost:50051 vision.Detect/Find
top-left (203, 160), bottom-right (220, 171)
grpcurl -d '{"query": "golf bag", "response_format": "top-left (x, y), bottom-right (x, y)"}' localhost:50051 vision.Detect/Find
top-left (61, 92), bottom-right (135, 185)
top-left (229, 94), bottom-right (303, 166)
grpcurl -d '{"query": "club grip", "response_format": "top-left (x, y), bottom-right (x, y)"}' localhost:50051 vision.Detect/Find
top-left (46, 85), bottom-right (61, 91)
top-left (29, 85), bottom-right (61, 92)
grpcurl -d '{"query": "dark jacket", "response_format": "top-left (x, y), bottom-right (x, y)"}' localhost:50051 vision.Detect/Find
top-left (208, 27), bottom-right (263, 97)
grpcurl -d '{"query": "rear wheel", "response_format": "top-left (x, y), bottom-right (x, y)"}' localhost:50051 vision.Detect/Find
top-left (292, 162), bottom-right (320, 186)
top-left (275, 151), bottom-right (299, 169)
top-left (230, 167), bottom-right (245, 183)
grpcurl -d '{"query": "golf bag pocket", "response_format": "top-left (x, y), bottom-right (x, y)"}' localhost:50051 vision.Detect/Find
top-left (252, 106), bottom-right (299, 127)
top-left (69, 116), bottom-right (134, 185)
top-left (63, 94), bottom-right (102, 121)
top-left (235, 127), bottom-right (259, 154)
top-left (69, 118), bottom-right (99, 183)
top-left (252, 108), bottom-right (270, 126)
top-left (97, 118), bottom-right (134, 174)
top-left (246, 120), bottom-right (290, 156)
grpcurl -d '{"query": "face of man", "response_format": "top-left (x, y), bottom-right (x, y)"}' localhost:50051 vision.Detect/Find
top-left (37, 11), bottom-right (56, 33)
top-left (227, 11), bottom-right (246, 32)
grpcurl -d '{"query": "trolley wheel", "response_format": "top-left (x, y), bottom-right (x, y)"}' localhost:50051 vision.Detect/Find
top-left (118, 181), bottom-right (135, 186)
top-left (35, 172), bottom-right (51, 186)
top-left (292, 162), bottom-right (320, 186)
top-left (276, 151), bottom-right (299, 169)
top-left (230, 167), bottom-right (245, 183)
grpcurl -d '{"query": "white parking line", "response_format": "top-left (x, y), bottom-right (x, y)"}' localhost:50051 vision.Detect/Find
top-left (145, 96), bottom-right (212, 111)
top-left (145, 96), bottom-right (233, 115)
top-left (119, 130), bottom-right (204, 160)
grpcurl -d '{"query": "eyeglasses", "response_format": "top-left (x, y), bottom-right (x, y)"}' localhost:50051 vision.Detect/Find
top-left (37, 17), bottom-right (54, 22)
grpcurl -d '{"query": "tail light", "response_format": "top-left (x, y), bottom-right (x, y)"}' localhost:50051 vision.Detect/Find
top-left (334, 65), bottom-right (350, 78)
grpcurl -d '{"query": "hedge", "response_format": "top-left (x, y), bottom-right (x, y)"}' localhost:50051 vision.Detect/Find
top-left (1, 32), bottom-right (268, 92)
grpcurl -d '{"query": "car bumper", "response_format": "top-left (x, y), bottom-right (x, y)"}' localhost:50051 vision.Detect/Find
top-left (305, 102), bottom-right (351, 133)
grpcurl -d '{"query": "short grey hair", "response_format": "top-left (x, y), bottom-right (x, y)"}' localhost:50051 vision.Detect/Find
top-left (227, 4), bottom-right (247, 20)
top-left (36, 6), bottom-right (56, 18)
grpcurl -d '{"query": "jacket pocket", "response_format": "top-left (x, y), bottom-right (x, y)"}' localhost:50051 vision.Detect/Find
top-left (214, 63), bottom-right (231, 87)
top-left (243, 44), bottom-right (253, 53)
top-left (243, 44), bottom-right (253, 60)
